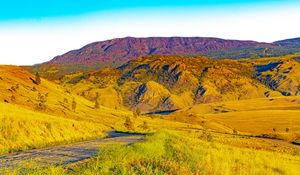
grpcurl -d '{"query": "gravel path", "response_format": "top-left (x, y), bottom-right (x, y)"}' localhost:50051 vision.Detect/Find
top-left (0, 131), bottom-right (144, 169)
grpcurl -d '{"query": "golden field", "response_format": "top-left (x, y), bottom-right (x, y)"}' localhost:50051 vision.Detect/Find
top-left (1, 53), bottom-right (300, 174)
top-left (7, 131), bottom-right (300, 175)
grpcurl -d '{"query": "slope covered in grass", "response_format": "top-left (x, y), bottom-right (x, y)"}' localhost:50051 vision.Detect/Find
top-left (0, 65), bottom-right (136, 154)
top-left (57, 55), bottom-right (298, 113)
top-left (0, 102), bottom-right (106, 154)
top-left (0, 65), bottom-right (130, 123)
top-left (169, 95), bottom-right (300, 142)
top-left (9, 132), bottom-right (300, 175)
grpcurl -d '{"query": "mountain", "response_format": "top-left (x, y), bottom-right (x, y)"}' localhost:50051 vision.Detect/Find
top-left (29, 37), bottom-right (274, 75)
top-left (48, 37), bottom-right (272, 66)
top-left (26, 37), bottom-right (300, 77)
top-left (56, 54), bottom-right (300, 113)
top-left (274, 37), bottom-right (300, 46)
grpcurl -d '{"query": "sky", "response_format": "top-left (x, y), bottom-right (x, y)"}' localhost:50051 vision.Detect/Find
top-left (0, 0), bottom-right (300, 65)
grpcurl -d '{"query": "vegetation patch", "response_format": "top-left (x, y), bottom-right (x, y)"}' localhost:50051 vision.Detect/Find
top-left (9, 131), bottom-right (300, 175)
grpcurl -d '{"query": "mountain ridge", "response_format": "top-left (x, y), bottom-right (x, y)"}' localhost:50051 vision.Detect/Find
top-left (46, 36), bottom-right (273, 67)
top-left (25, 36), bottom-right (300, 79)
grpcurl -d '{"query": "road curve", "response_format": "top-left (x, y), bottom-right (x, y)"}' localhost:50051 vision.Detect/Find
top-left (0, 131), bottom-right (145, 169)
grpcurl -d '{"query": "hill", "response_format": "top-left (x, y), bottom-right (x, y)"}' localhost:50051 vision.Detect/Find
top-left (167, 95), bottom-right (300, 142)
top-left (274, 37), bottom-right (300, 46)
top-left (0, 65), bottom-right (126, 154)
top-left (0, 65), bottom-right (190, 154)
top-left (3, 57), bottom-right (300, 175)
top-left (54, 54), bottom-right (300, 113)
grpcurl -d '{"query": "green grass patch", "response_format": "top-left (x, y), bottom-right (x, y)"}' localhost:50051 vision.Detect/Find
top-left (7, 131), bottom-right (300, 175)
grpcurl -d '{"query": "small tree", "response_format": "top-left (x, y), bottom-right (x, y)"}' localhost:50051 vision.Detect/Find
top-left (36, 92), bottom-right (47, 110)
top-left (233, 129), bottom-right (238, 134)
top-left (142, 120), bottom-right (149, 130)
top-left (136, 108), bottom-right (141, 116)
top-left (10, 95), bottom-right (16, 102)
top-left (35, 72), bottom-right (41, 85)
top-left (63, 98), bottom-right (68, 103)
top-left (133, 110), bottom-right (138, 118)
top-left (124, 116), bottom-right (134, 130)
top-left (133, 108), bottom-right (141, 118)
top-left (72, 98), bottom-right (77, 111)
top-left (94, 92), bottom-right (100, 109)
top-left (94, 98), bottom-right (100, 109)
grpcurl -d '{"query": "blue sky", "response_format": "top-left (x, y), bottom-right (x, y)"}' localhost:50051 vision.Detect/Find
top-left (0, 0), bottom-right (300, 65)
top-left (0, 0), bottom-right (288, 20)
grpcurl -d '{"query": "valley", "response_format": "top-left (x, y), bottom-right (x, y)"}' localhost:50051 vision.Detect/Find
top-left (1, 37), bottom-right (300, 174)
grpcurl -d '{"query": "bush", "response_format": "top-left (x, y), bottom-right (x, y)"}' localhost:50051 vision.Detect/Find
top-left (35, 72), bottom-right (41, 85)
top-left (141, 121), bottom-right (149, 130)
top-left (36, 93), bottom-right (47, 110)
top-left (124, 116), bottom-right (134, 130)
top-left (72, 98), bottom-right (77, 111)
top-left (233, 129), bottom-right (238, 134)
top-left (94, 99), bottom-right (100, 109)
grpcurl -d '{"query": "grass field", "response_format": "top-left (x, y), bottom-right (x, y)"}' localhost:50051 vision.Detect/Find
top-left (0, 102), bottom-right (107, 154)
top-left (7, 131), bottom-right (300, 175)
top-left (167, 96), bottom-right (300, 143)
top-left (2, 61), bottom-right (300, 175)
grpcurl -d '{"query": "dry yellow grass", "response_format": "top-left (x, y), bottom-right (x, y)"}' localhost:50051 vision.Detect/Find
top-left (7, 131), bottom-right (300, 175)
top-left (0, 102), bottom-right (106, 154)
top-left (0, 65), bottom-right (134, 154)
top-left (2, 58), bottom-right (300, 174)
top-left (169, 95), bottom-right (300, 143)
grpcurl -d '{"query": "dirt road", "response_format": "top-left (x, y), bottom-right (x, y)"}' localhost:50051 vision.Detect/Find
top-left (0, 131), bottom-right (144, 169)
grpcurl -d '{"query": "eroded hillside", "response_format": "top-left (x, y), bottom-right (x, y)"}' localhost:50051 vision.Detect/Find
top-left (53, 54), bottom-right (300, 113)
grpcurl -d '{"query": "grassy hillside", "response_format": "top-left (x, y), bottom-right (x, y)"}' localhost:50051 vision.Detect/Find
top-left (0, 65), bottom-right (131, 154)
top-left (55, 55), bottom-right (300, 113)
top-left (0, 65), bottom-right (194, 154)
top-left (254, 55), bottom-right (300, 96)
top-left (168, 95), bottom-right (300, 143)
top-left (2, 53), bottom-right (300, 174)
top-left (0, 102), bottom-right (105, 154)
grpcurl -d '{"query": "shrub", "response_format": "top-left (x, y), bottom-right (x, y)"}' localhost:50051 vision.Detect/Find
top-left (233, 129), bottom-right (238, 134)
top-left (136, 108), bottom-right (141, 116)
top-left (124, 116), bottom-right (134, 130)
top-left (141, 120), bottom-right (149, 130)
top-left (63, 98), bottom-right (68, 103)
top-left (35, 72), bottom-right (41, 85)
top-left (10, 95), bottom-right (16, 102)
top-left (36, 93), bottom-right (47, 110)
top-left (94, 98), bottom-right (100, 109)
top-left (72, 98), bottom-right (77, 111)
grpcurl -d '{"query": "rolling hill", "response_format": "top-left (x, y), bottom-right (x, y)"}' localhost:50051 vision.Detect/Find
top-left (0, 65), bottom-right (127, 154)
top-left (53, 53), bottom-right (300, 113)
top-left (167, 95), bottom-right (300, 142)
top-left (0, 65), bottom-right (190, 154)
top-left (2, 41), bottom-right (300, 175)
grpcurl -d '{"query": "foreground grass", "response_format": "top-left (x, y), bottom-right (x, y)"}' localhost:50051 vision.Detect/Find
top-left (8, 131), bottom-right (300, 175)
top-left (0, 102), bottom-right (106, 155)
